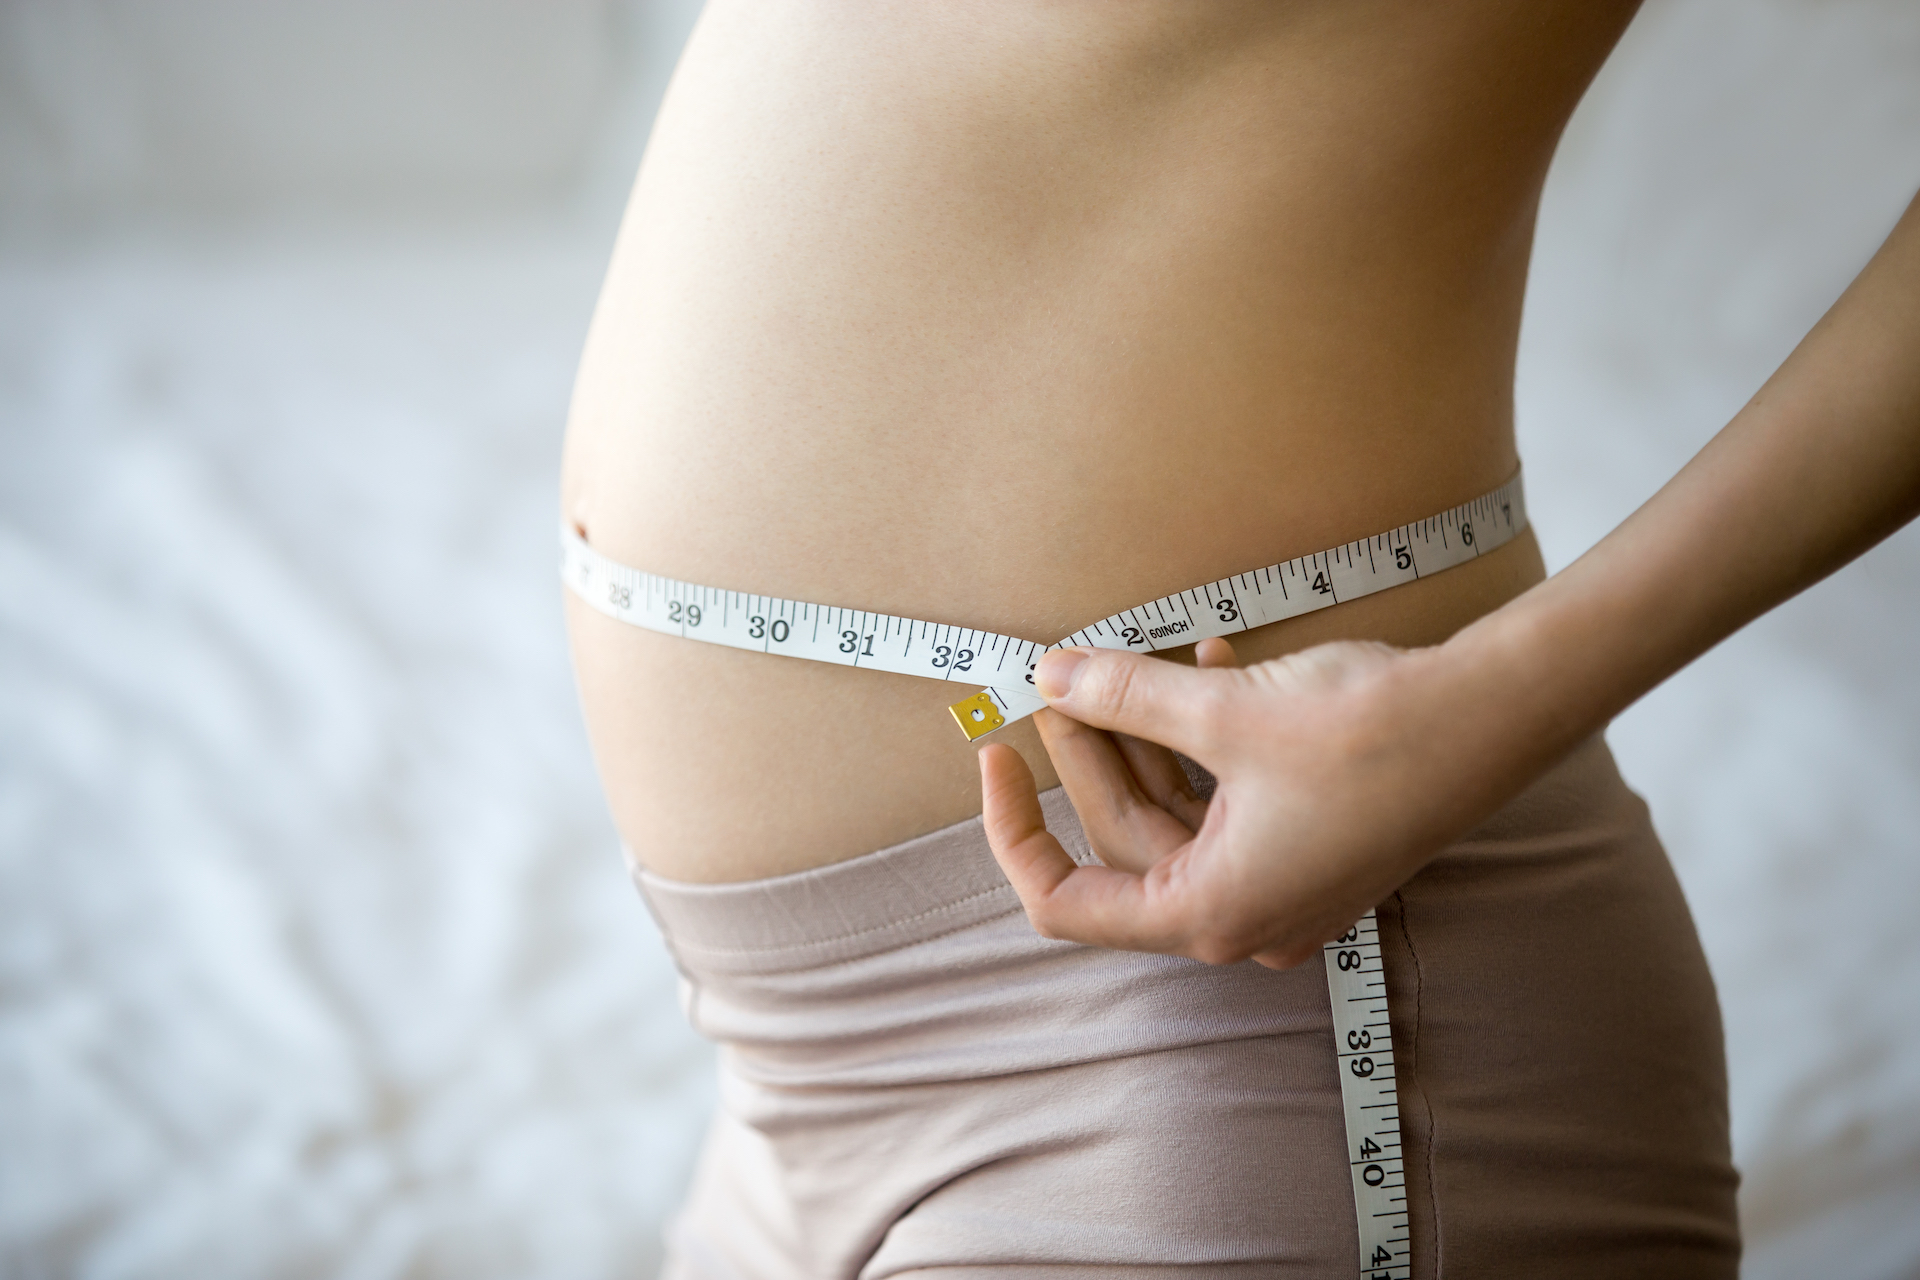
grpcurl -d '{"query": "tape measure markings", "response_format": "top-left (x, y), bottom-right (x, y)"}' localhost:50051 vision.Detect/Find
top-left (1326, 907), bottom-right (1412, 1279)
top-left (564, 474), bottom-right (1524, 745)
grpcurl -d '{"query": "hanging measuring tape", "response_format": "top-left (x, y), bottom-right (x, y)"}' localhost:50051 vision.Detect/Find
top-left (1326, 908), bottom-right (1410, 1279)
top-left (565, 473), bottom-right (1525, 1279)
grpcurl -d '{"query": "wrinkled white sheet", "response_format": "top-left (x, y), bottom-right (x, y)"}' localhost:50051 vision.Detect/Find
top-left (2, 2), bottom-right (1918, 1278)
top-left (0, 230), bottom-right (716, 1278)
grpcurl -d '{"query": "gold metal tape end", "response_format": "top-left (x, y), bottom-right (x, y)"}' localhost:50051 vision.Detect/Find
top-left (949, 691), bottom-right (1006, 741)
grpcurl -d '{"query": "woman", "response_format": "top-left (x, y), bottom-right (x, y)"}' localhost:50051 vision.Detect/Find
top-left (560, 2), bottom-right (1915, 1274)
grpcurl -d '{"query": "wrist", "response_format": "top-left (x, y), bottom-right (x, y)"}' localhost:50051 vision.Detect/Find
top-left (1427, 584), bottom-right (1608, 781)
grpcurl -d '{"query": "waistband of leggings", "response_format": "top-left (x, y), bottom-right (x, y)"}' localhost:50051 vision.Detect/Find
top-left (635, 736), bottom-right (1629, 977)
top-left (633, 786), bottom-right (1092, 976)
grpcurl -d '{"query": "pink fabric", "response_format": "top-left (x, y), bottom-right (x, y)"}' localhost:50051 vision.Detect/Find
top-left (638, 738), bottom-right (1739, 1278)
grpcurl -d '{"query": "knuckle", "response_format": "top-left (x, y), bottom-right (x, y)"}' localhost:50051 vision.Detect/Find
top-left (1184, 917), bottom-right (1257, 967)
top-left (1186, 680), bottom-right (1241, 746)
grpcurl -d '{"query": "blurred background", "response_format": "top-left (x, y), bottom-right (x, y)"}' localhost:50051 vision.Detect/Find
top-left (1, 1), bottom-right (1916, 1276)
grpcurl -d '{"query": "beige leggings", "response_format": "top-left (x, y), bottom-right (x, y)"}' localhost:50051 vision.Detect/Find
top-left (638, 738), bottom-right (1739, 1278)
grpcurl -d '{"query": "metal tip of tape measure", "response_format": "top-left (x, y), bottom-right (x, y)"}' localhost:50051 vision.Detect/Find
top-left (948, 692), bottom-right (1005, 741)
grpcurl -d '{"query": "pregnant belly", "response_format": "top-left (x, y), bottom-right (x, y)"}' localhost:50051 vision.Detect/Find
top-left (560, 0), bottom-right (1602, 880)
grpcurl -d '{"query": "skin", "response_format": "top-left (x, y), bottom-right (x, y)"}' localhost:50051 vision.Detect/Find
top-left (563, 0), bottom-right (1642, 882)
top-left (980, 192), bottom-right (1920, 967)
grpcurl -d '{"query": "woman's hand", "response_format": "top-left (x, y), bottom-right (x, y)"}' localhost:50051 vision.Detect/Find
top-left (983, 189), bottom-right (1920, 968)
top-left (979, 633), bottom-right (1539, 968)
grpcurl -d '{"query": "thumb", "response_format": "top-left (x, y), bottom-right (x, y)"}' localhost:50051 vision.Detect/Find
top-left (1034, 647), bottom-right (1225, 756)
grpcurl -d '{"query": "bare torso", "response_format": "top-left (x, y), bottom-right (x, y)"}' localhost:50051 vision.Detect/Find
top-left (563, 0), bottom-right (1640, 882)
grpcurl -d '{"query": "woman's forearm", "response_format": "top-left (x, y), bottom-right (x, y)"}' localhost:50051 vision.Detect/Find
top-left (1461, 190), bottom-right (1920, 767)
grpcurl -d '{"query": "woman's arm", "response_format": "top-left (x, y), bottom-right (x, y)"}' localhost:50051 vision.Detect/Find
top-left (979, 190), bottom-right (1920, 968)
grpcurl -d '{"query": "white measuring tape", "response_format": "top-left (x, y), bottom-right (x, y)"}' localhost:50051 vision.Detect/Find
top-left (1326, 909), bottom-right (1410, 1279)
top-left (564, 472), bottom-right (1524, 747)
top-left (566, 473), bottom-right (1525, 1279)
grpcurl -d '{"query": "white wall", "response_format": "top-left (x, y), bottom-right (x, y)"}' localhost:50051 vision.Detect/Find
top-left (1523, 5), bottom-right (1920, 1273)
top-left (1, 2), bottom-right (1916, 1277)
top-left (0, 0), bottom-right (701, 229)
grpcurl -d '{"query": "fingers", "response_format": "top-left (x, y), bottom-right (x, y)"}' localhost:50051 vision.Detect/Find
top-left (979, 742), bottom-right (1080, 896)
top-left (1108, 637), bottom-right (1229, 827)
top-left (1195, 636), bottom-right (1238, 669)
top-left (979, 745), bottom-right (1196, 952)
top-left (1033, 648), bottom-right (1227, 756)
top-left (1108, 733), bottom-right (1208, 832)
top-left (980, 741), bottom-right (1236, 958)
top-left (1033, 711), bottom-right (1199, 871)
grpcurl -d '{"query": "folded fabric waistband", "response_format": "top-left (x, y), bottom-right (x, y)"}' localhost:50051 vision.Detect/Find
top-left (633, 737), bottom-right (1626, 980)
top-left (634, 787), bottom-right (1093, 976)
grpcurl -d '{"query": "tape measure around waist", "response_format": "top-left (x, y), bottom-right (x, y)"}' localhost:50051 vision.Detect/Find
top-left (564, 474), bottom-right (1502, 1279)
top-left (562, 471), bottom-right (1526, 744)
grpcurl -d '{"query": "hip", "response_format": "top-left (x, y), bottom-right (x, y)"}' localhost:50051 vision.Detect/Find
top-left (644, 737), bottom-right (1738, 1278)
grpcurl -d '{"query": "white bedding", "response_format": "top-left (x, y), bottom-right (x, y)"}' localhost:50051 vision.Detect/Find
top-left (2, 2), bottom-right (1917, 1276)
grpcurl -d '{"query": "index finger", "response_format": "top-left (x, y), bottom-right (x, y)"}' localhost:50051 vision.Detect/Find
top-left (979, 744), bottom-right (1211, 956)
